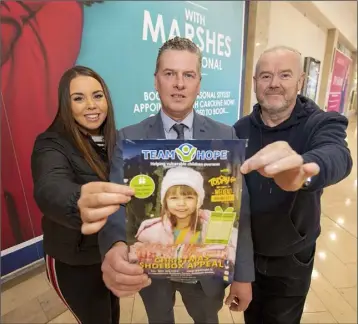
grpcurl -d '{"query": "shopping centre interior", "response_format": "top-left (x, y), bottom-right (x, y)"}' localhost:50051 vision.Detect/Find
top-left (1, 1), bottom-right (357, 323)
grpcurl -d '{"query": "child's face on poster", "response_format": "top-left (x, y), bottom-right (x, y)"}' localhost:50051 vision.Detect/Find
top-left (166, 193), bottom-right (197, 220)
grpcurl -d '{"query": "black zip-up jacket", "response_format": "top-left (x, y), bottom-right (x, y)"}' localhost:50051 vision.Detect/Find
top-left (234, 95), bottom-right (352, 256)
top-left (31, 130), bottom-right (106, 265)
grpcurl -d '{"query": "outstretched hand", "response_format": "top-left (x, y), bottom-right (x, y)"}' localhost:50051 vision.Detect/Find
top-left (240, 141), bottom-right (320, 191)
top-left (78, 182), bottom-right (134, 235)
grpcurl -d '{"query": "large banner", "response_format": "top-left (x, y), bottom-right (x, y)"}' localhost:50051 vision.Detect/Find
top-left (0, 1), bottom-right (246, 277)
top-left (327, 49), bottom-right (352, 113)
top-left (77, 1), bottom-right (246, 127)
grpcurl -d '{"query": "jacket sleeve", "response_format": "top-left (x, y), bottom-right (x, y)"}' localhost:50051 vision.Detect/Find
top-left (31, 139), bottom-right (82, 230)
top-left (232, 131), bottom-right (255, 282)
top-left (234, 175), bottom-right (255, 282)
top-left (98, 129), bottom-right (127, 258)
top-left (301, 112), bottom-right (353, 192)
top-left (231, 126), bottom-right (236, 139)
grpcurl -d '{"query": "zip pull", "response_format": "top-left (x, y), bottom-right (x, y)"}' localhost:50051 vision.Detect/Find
top-left (77, 234), bottom-right (83, 252)
top-left (268, 179), bottom-right (273, 194)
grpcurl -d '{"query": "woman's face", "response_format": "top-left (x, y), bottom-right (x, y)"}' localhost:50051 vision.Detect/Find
top-left (69, 76), bottom-right (108, 135)
top-left (166, 191), bottom-right (197, 220)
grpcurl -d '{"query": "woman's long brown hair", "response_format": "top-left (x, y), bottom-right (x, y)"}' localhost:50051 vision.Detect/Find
top-left (49, 66), bottom-right (116, 180)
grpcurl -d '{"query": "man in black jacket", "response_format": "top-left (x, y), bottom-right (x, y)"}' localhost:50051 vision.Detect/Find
top-left (234, 45), bottom-right (352, 324)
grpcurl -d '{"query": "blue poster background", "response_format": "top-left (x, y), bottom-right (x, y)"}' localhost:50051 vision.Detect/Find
top-left (76, 1), bottom-right (246, 128)
top-left (0, 1), bottom-right (246, 278)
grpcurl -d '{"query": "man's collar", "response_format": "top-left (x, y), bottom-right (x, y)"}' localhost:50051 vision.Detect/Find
top-left (160, 109), bottom-right (194, 132)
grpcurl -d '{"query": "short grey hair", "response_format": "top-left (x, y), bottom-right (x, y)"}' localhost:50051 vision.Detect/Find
top-left (155, 37), bottom-right (202, 75)
top-left (255, 45), bottom-right (304, 75)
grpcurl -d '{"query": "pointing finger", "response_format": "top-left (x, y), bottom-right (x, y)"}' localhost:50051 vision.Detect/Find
top-left (241, 147), bottom-right (295, 174)
top-left (82, 182), bottom-right (135, 195)
top-left (263, 154), bottom-right (304, 175)
top-left (80, 192), bottom-right (132, 209)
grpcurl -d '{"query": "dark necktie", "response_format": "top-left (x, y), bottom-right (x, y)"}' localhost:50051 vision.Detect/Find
top-left (172, 123), bottom-right (186, 139)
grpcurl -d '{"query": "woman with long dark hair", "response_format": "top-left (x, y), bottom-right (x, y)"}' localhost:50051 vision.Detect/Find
top-left (31, 66), bottom-right (134, 323)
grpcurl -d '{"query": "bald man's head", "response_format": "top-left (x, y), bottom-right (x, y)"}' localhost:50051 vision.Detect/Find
top-left (253, 46), bottom-right (305, 117)
top-left (255, 46), bottom-right (303, 77)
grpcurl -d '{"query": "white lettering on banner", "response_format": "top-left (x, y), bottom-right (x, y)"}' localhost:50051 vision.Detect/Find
top-left (133, 92), bottom-right (162, 114)
top-left (198, 91), bottom-right (216, 99)
top-left (134, 91), bottom-right (235, 117)
top-left (169, 19), bottom-right (180, 39)
top-left (133, 102), bottom-right (161, 114)
top-left (185, 9), bottom-right (206, 26)
top-left (138, 6), bottom-right (241, 118)
top-left (197, 91), bottom-right (231, 99)
top-left (199, 100), bottom-right (223, 108)
top-left (142, 10), bottom-right (165, 42)
top-left (142, 10), bottom-right (232, 61)
top-left (202, 56), bottom-right (222, 70)
top-left (216, 91), bottom-right (231, 99)
top-left (185, 23), bottom-right (195, 40)
top-left (333, 76), bottom-right (344, 87)
top-left (144, 92), bottom-right (161, 101)
top-left (195, 91), bottom-right (235, 117)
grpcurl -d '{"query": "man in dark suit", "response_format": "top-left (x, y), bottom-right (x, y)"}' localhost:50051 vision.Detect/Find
top-left (94, 37), bottom-right (254, 323)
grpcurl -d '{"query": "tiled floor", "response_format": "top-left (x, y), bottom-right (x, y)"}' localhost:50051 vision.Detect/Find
top-left (1, 116), bottom-right (357, 324)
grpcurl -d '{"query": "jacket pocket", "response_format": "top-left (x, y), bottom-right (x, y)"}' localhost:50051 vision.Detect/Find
top-left (292, 244), bottom-right (316, 268)
top-left (77, 233), bottom-right (99, 251)
top-left (252, 210), bottom-right (306, 255)
top-left (43, 216), bottom-right (79, 245)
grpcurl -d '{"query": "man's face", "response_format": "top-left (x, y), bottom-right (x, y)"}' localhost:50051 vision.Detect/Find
top-left (254, 50), bottom-right (305, 115)
top-left (155, 50), bottom-right (201, 120)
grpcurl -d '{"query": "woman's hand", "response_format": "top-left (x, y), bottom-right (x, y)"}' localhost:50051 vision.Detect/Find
top-left (78, 182), bottom-right (134, 235)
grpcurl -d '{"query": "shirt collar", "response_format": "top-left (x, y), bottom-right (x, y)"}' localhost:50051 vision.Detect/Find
top-left (160, 109), bottom-right (194, 133)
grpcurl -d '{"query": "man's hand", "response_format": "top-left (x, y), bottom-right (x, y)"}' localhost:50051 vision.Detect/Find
top-left (102, 242), bottom-right (151, 298)
top-left (78, 182), bottom-right (135, 235)
top-left (240, 141), bottom-right (320, 191)
top-left (225, 281), bottom-right (252, 312)
top-left (198, 209), bottom-right (210, 221)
